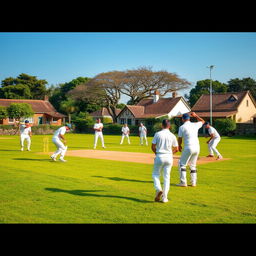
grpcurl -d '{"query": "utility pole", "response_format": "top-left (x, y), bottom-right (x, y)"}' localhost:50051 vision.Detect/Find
top-left (207, 65), bottom-right (214, 125)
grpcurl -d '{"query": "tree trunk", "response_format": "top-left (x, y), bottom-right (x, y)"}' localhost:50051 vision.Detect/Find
top-left (68, 114), bottom-right (71, 123)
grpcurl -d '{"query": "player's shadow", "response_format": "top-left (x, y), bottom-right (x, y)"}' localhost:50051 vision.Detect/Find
top-left (92, 175), bottom-right (178, 187)
top-left (13, 158), bottom-right (50, 161)
top-left (45, 188), bottom-right (152, 203)
top-left (92, 175), bottom-right (152, 183)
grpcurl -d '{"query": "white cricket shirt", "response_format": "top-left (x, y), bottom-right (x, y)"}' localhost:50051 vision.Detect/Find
top-left (139, 126), bottom-right (147, 136)
top-left (208, 126), bottom-right (220, 139)
top-left (178, 121), bottom-right (203, 148)
top-left (152, 129), bottom-right (178, 155)
top-left (20, 125), bottom-right (31, 136)
top-left (122, 126), bottom-right (130, 135)
top-left (53, 126), bottom-right (66, 139)
top-left (94, 123), bottom-right (103, 133)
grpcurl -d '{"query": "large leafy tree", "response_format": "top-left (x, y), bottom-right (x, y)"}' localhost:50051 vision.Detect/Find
top-left (120, 67), bottom-right (191, 105)
top-left (0, 73), bottom-right (48, 99)
top-left (70, 67), bottom-right (190, 122)
top-left (227, 77), bottom-right (256, 99)
top-left (0, 106), bottom-right (8, 120)
top-left (49, 77), bottom-right (91, 113)
top-left (187, 79), bottom-right (228, 107)
top-left (60, 99), bottom-right (78, 123)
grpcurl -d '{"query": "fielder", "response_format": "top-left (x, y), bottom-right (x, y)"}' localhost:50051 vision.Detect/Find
top-left (120, 123), bottom-right (131, 145)
top-left (139, 123), bottom-right (148, 146)
top-left (50, 123), bottom-right (71, 162)
top-left (177, 112), bottom-right (205, 187)
top-left (19, 120), bottom-right (32, 151)
top-left (93, 118), bottom-right (106, 149)
top-left (204, 122), bottom-right (223, 160)
top-left (151, 119), bottom-right (179, 203)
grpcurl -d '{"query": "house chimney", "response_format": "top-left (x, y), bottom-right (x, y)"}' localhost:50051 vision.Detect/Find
top-left (153, 90), bottom-right (160, 103)
top-left (44, 95), bottom-right (49, 101)
top-left (172, 91), bottom-right (178, 98)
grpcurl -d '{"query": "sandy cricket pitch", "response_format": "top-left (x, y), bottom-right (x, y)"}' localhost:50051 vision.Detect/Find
top-left (41, 149), bottom-right (230, 165)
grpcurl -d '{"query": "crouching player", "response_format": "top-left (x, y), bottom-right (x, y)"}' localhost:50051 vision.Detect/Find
top-left (204, 122), bottom-right (223, 160)
top-left (50, 123), bottom-right (71, 162)
top-left (151, 119), bottom-right (179, 203)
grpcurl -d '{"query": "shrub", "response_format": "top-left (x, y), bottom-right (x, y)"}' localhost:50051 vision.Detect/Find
top-left (214, 118), bottom-right (236, 136)
top-left (31, 125), bottom-right (62, 135)
top-left (102, 116), bottom-right (113, 124)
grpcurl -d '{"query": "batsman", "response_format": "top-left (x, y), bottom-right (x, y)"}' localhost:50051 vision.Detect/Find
top-left (50, 123), bottom-right (71, 162)
top-left (177, 112), bottom-right (205, 187)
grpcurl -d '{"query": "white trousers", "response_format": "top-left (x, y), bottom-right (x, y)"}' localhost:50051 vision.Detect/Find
top-left (120, 134), bottom-right (130, 144)
top-left (52, 138), bottom-right (67, 159)
top-left (152, 154), bottom-right (173, 199)
top-left (179, 146), bottom-right (200, 185)
top-left (140, 134), bottom-right (148, 145)
top-left (94, 132), bottom-right (105, 148)
top-left (208, 137), bottom-right (221, 156)
top-left (20, 135), bottom-right (31, 149)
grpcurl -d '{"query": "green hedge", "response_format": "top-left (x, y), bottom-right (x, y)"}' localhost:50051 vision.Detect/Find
top-left (214, 118), bottom-right (236, 136)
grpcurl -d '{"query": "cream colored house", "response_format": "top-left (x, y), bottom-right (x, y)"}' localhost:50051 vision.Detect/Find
top-left (192, 90), bottom-right (256, 123)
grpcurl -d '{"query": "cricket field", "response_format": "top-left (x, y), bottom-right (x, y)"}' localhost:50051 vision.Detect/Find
top-left (0, 134), bottom-right (255, 223)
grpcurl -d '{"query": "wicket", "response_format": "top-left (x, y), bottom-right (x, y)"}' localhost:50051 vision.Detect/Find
top-left (43, 137), bottom-right (49, 152)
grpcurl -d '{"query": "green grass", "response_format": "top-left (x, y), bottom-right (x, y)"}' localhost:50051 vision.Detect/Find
top-left (0, 133), bottom-right (255, 223)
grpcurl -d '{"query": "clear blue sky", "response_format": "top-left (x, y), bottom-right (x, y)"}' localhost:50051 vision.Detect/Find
top-left (0, 32), bottom-right (255, 103)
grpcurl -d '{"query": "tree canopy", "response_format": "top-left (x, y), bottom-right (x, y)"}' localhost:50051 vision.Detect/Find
top-left (186, 77), bottom-right (256, 107)
top-left (69, 67), bottom-right (191, 122)
top-left (0, 73), bottom-right (48, 99)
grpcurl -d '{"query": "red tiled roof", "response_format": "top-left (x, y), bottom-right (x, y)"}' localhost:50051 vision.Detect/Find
top-left (90, 107), bottom-right (121, 117)
top-left (118, 97), bottom-right (188, 118)
top-left (0, 99), bottom-right (66, 118)
top-left (192, 91), bottom-right (248, 112)
top-left (192, 111), bottom-right (237, 117)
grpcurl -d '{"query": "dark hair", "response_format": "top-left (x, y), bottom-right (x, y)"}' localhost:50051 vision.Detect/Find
top-left (162, 119), bottom-right (170, 128)
top-left (204, 122), bottom-right (210, 126)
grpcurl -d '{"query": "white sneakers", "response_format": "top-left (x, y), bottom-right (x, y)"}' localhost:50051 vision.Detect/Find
top-left (217, 155), bottom-right (223, 160)
top-left (176, 183), bottom-right (188, 187)
top-left (50, 155), bottom-right (56, 161)
top-left (21, 147), bottom-right (31, 151)
top-left (154, 191), bottom-right (169, 203)
top-left (59, 158), bottom-right (67, 162)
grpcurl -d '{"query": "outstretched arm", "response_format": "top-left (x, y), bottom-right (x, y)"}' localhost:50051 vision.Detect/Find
top-left (190, 112), bottom-right (205, 124)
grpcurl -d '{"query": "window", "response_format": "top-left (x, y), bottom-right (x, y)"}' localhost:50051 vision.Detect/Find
top-left (121, 118), bottom-right (125, 124)
top-left (246, 100), bottom-right (249, 107)
top-left (8, 118), bottom-right (14, 123)
top-left (127, 119), bottom-right (132, 125)
top-left (52, 118), bottom-right (59, 123)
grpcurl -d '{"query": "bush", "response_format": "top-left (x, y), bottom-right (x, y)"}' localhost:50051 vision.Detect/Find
top-left (31, 125), bottom-right (62, 135)
top-left (152, 121), bottom-right (177, 134)
top-left (102, 116), bottom-right (113, 124)
top-left (214, 118), bottom-right (236, 136)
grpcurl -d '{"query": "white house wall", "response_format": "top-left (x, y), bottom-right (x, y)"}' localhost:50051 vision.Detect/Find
top-left (167, 99), bottom-right (191, 118)
top-left (117, 109), bottom-right (136, 125)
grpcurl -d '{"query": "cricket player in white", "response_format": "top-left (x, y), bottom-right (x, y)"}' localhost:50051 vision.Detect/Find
top-left (20, 120), bottom-right (32, 151)
top-left (139, 123), bottom-right (148, 146)
top-left (204, 122), bottom-right (223, 160)
top-left (151, 119), bottom-right (179, 203)
top-left (120, 123), bottom-right (130, 145)
top-left (50, 124), bottom-right (71, 162)
top-left (177, 112), bottom-right (205, 187)
top-left (93, 118), bottom-right (105, 149)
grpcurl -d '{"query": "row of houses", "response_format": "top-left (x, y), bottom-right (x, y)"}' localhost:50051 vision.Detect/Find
top-left (0, 90), bottom-right (256, 126)
top-left (91, 90), bottom-right (256, 125)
